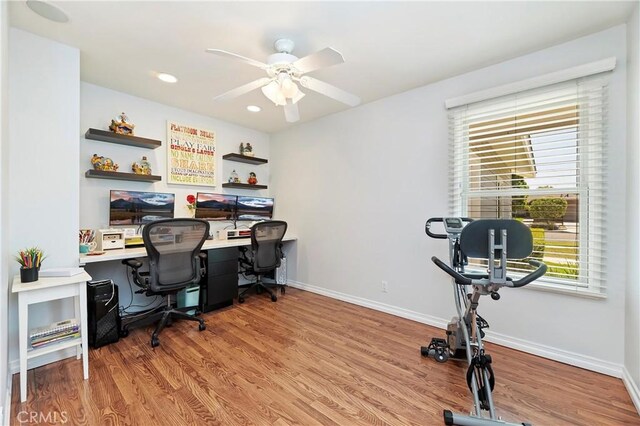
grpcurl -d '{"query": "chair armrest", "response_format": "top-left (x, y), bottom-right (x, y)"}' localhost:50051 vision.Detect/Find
top-left (238, 246), bottom-right (252, 267)
top-left (122, 258), bottom-right (143, 269)
top-left (238, 256), bottom-right (253, 269)
top-left (122, 258), bottom-right (149, 289)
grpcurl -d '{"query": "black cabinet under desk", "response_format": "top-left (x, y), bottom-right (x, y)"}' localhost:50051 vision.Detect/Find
top-left (200, 247), bottom-right (239, 313)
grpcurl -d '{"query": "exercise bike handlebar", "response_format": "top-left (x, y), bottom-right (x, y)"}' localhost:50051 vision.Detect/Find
top-left (511, 260), bottom-right (547, 287)
top-left (432, 256), bottom-right (547, 288)
top-left (431, 256), bottom-right (473, 285)
top-left (425, 217), bottom-right (473, 239)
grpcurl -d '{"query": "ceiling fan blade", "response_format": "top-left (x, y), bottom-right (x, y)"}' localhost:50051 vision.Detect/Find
top-left (284, 100), bottom-right (300, 123)
top-left (293, 47), bottom-right (345, 74)
top-left (214, 77), bottom-right (272, 101)
top-left (205, 49), bottom-right (269, 70)
top-left (299, 76), bottom-right (361, 107)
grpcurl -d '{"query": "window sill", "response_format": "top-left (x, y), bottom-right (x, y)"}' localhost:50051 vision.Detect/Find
top-left (522, 281), bottom-right (607, 300)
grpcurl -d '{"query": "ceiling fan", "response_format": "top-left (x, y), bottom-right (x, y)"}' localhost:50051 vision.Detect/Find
top-left (206, 39), bottom-right (361, 123)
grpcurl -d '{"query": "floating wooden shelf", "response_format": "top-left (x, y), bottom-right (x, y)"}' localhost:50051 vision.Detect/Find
top-left (222, 153), bottom-right (268, 165)
top-left (222, 183), bottom-right (268, 190)
top-left (85, 128), bottom-right (161, 149)
top-left (85, 169), bottom-right (161, 182)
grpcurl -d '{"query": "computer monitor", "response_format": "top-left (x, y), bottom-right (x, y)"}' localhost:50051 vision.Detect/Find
top-left (109, 190), bottom-right (175, 226)
top-left (195, 192), bottom-right (237, 221)
top-left (236, 196), bottom-right (274, 221)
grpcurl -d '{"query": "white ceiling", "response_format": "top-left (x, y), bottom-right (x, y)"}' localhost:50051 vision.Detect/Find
top-left (9, 1), bottom-right (636, 133)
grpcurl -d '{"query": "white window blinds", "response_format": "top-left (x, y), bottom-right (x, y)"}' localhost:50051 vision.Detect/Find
top-left (448, 72), bottom-right (609, 295)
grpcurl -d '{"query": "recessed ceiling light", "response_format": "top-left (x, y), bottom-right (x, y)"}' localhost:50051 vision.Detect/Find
top-left (247, 105), bottom-right (262, 112)
top-left (157, 73), bottom-right (178, 83)
top-left (26, 1), bottom-right (69, 23)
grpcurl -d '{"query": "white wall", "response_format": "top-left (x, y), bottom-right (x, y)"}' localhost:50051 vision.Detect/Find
top-left (79, 82), bottom-right (270, 307)
top-left (0, 2), bottom-right (9, 420)
top-left (7, 29), bottom-right (80, 365)
top-left (625, 3), bottom-right (640, 409)
top-left (271, 25), bottom-right (628, 372)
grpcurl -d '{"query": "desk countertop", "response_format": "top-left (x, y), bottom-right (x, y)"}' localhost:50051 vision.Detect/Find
top-left (79, 235), bottom-right (297, 265)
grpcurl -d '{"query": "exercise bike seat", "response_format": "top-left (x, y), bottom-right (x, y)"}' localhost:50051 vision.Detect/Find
top-left (432, 219), bottom-right (546, 289)
top-left (459, 219), bottom-right (532, 260)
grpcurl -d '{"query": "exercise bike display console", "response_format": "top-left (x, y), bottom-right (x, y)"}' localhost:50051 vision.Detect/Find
top-left (423, 217), bottom-right (547, 426)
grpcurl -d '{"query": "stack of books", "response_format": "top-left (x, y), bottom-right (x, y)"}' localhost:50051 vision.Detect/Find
top-left (30, 319), bottom-right (80, 349)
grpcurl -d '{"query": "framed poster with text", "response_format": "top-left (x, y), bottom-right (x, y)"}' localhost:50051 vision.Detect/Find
top-left (167, 121), bottom-right (216, 186)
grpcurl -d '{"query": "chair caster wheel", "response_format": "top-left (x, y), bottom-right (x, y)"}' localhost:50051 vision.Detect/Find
top-left (238, 297), bottom-right (245, 304)
top-left (199, 322), bottom-right (206, 331)
top-left (151, 337), bottom-right (160, 348)
top-left (271, 294), bottom-right (278, 302)
top-left (281, 287), bottom-right (285, 294)
top-left (256, 287), bottom-right (263, 294)
top-left (120, 327), bottom-right (129, 338)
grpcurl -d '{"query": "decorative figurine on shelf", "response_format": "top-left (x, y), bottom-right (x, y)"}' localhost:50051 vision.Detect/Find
top-left (229, 169), bottom-right (240, 183)
top-left (91, 154), bottom-right (118, 171)
top-left (91, 154), bottom-right (104, 170)
top-left (239, 142), bottom-right (245, 155)
top-left (243, 142), bottom-right (254, 157)
top-left (109, 112), bottom-right (135, 135)
top-left (247, 172), bottom-right (258, 185)
top-left (102, 157), bottom-right (119, 172)
top-left (131, 156), bottom-right (152, 175)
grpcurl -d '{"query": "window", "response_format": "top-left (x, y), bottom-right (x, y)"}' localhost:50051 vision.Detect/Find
top-left (448, 73), bottom-right (609, 295)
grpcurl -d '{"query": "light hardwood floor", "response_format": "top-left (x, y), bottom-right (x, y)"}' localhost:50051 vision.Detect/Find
top-left (10, 288), bottom-right (640, 425)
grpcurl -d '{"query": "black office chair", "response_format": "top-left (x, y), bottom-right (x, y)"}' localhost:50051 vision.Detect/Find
top-left (238, 220), bottom-right (288, 303)
top-left (122, 218), bottom-right (210, 347)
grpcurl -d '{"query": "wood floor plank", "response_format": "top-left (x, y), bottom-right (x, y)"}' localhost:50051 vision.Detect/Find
top-left (10, 288), bottom-right (640, 425)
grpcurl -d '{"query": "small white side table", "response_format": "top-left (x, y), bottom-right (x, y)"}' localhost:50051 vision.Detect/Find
top-left (12, 271), bottom-right (92, 402)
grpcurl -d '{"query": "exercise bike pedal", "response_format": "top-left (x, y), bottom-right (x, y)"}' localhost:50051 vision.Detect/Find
top-left (421, 338), bottom-right (450, 363)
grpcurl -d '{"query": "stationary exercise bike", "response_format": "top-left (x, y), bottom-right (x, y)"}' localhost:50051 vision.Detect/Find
top-left (422, 218), bottom-right (547, 426)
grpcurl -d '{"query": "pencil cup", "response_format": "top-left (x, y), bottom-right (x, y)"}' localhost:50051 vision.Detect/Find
top-left (20, 267), bottom-right (38, 283)
top-left (79, 242), bottom-right (96, 254)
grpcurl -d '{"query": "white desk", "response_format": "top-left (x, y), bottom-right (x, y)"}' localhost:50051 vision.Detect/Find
top-left (12, 271), bottom-right (92, 402)
top-left (80, 235), bottom-right (297, 265)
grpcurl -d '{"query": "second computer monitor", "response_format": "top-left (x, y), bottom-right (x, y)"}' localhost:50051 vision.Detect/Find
top-left (195, 193), bottom-right (237, 221)
top-left (236, 196), bottom-right (274, 221)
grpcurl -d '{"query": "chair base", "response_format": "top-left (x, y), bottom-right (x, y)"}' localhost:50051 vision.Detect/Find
top-left (238, 279), bottom-right (285, 303)
top-left (122, 302), bottom-right (205, 347)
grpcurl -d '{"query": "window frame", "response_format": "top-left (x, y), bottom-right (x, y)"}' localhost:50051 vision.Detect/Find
top-left (448, 74), bottom-right (609, 297)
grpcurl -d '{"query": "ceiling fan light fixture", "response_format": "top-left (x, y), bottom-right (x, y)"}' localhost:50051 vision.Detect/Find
top-left (291, 90), bottom-right (305, 104)
top-left (281, 78), bottom-right (299, 98)
top-left (261, 81), bottom-right (287, 106)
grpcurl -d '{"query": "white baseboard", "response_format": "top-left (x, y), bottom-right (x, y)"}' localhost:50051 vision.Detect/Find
top-left (3, 369), bottom-right (11, 426)
top-left (288, 280), bottom-right (624, 378)
top-left (623, 366), bottom-right (640, 415)
top-left (288, 280), bottom-right (448, 330)
top-left (483, 330), bottom-right (622, 377)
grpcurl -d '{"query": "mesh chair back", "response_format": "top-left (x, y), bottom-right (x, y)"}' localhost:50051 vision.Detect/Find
top-left (251, 220), bottom-right (288, 273)
top-left (143, 218), bottom-right (210, 293)
top-left (460, 219), bottom-right (532, 260)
